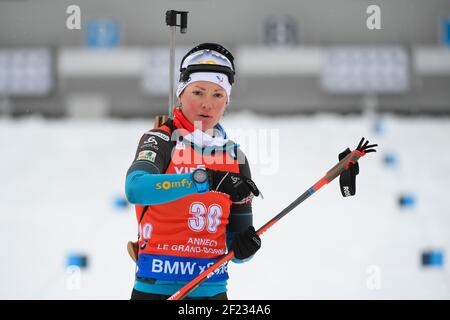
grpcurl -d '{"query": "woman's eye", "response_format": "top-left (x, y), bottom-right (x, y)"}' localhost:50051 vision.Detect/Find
top-left (193, 91), bottom-right (202, 96)
top-left (214, 93), bottom-right (224, 98)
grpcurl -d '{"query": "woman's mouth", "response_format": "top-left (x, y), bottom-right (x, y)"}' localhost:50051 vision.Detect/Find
top-left (199, 114), bottom-right (212, 119)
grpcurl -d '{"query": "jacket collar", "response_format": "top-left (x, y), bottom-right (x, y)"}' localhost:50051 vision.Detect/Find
top-left (172, 107), bottom-right (231, 149)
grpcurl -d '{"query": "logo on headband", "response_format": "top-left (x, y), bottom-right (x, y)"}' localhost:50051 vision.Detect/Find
top-left (216, 75), bottom-right (224, 83)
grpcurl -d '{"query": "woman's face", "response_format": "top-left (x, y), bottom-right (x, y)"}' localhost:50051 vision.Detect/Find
top-left (178, 81), bottom-right (227, 132)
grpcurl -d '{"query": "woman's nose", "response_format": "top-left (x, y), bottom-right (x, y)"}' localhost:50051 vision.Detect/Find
top-left (201, 99), bottom-right (213, 110)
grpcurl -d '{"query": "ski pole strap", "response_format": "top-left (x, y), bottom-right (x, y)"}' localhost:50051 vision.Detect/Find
top-left (308, 149), bottom-right (364, 195)
top-left (324, 149), bottom-right (365, 183)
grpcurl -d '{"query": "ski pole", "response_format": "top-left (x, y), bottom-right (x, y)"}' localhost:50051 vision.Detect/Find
top-left (126, 10), bottom-right (188, 262)
top-left (166, 10), bottom-right (188, 119)
top-left (168, 138), bottom-right (377, 300)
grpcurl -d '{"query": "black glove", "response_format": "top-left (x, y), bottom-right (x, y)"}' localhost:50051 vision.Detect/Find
top-left (339, 137), bottom-right (377, 197)
top-left (231, 226), bottom-right (261, 260)
top-left (207, 169), bottom-right (260, 202)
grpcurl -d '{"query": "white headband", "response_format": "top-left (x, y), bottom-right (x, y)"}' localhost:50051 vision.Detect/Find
top-left (176, 49), bottom-right (233, 102)
top-left (176, 72), bottom-right (232, 101)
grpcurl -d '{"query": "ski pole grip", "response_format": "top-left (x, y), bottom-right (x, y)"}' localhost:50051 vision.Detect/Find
top-left (180, 12), bottom-right (188, 33)
top-left (165, 10), bottom-right (189, 33)
top-left (324, 150), bottom-right (363, 183)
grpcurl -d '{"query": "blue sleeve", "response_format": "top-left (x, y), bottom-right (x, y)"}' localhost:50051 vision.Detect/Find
top-left (125, 170), bottom-right (208, 205)
top-left (125, 129), bottom-right (210, 205)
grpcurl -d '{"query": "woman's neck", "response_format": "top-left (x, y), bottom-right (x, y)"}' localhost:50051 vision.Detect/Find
top-left (173, 108), bottom-right (215, 134)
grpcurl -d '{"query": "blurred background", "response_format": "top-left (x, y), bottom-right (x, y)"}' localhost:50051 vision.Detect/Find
top-left (1, 0), bottom-right (450, 299)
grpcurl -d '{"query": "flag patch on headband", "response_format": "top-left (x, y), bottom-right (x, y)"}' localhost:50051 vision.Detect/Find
top-left (198, 59), bottom-right (218, 65)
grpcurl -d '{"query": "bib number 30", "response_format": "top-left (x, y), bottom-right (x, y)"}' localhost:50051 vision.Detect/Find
top-left (188, 202), bottom-right (222, 233)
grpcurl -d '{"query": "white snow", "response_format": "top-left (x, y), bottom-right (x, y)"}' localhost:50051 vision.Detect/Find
top-left (1, 112), bottom-right (449, 299)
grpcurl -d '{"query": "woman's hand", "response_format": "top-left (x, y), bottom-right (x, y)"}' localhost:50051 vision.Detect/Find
top-left (207, 169), bottom-right (260, 202)
top-left (231, 226), bottom-right (261, 260)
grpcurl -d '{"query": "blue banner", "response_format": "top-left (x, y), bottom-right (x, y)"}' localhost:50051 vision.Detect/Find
top-left (136, 254), bottom-right (229, 282)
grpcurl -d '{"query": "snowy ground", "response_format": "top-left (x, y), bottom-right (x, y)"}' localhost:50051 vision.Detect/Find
top-left (1, 112), bottom-right (450, 299)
